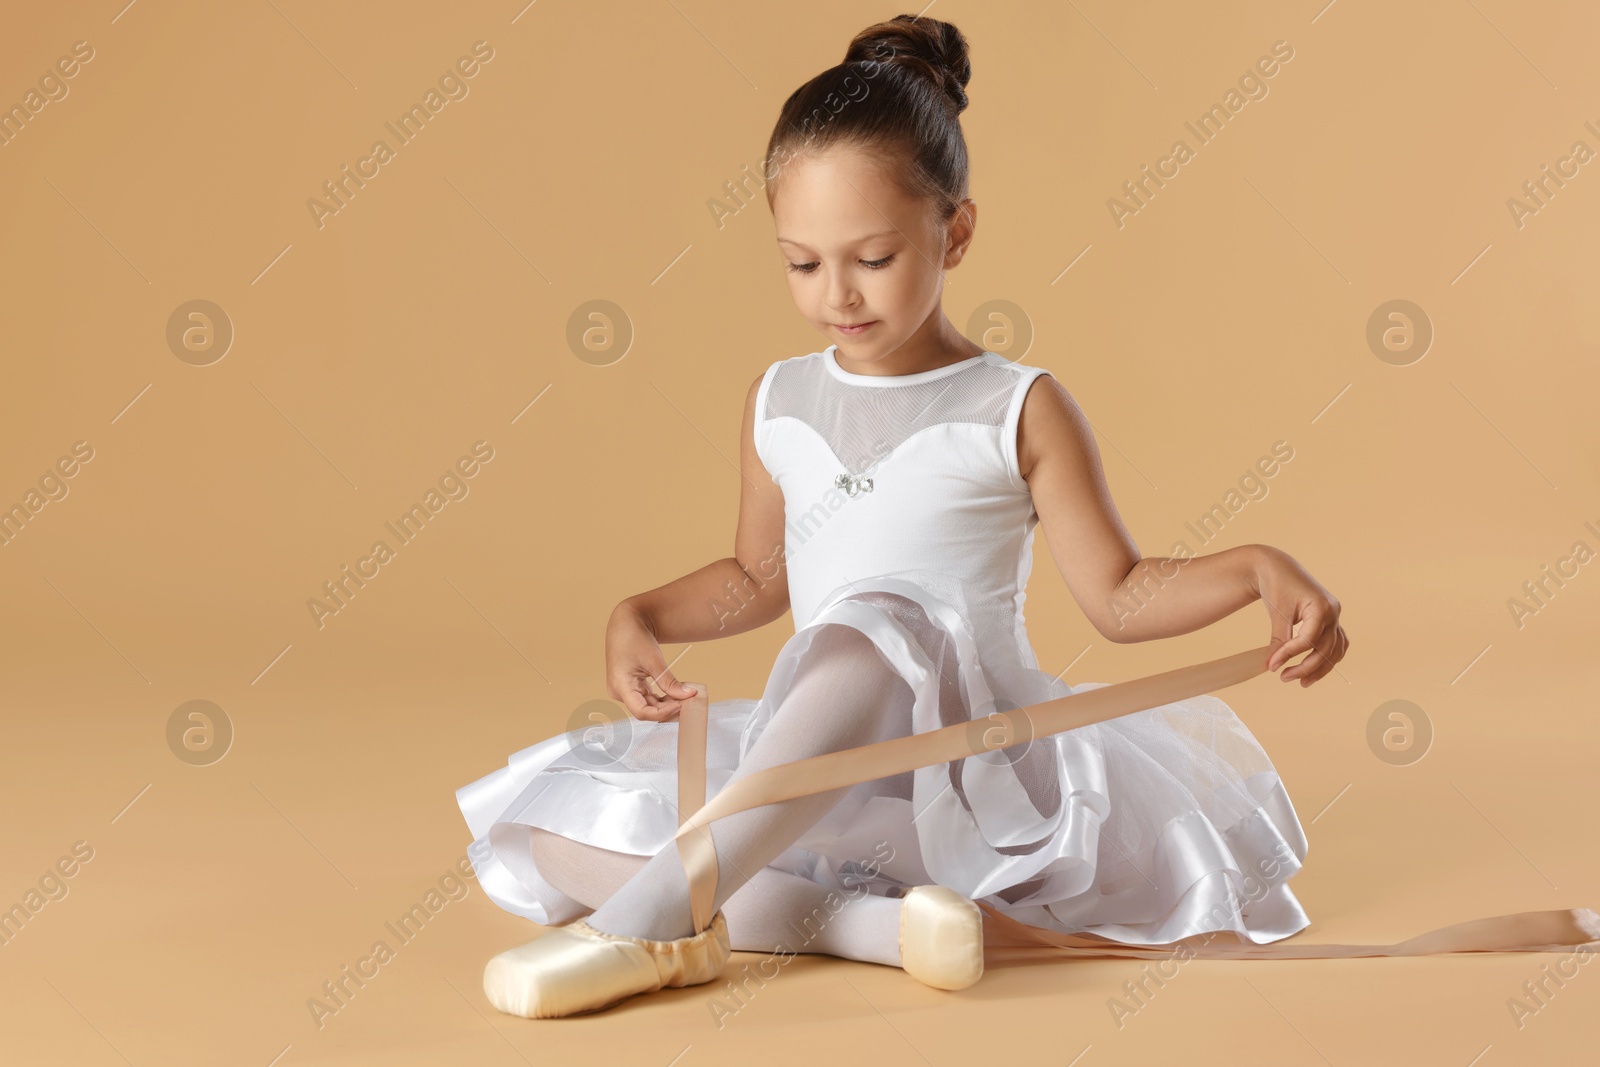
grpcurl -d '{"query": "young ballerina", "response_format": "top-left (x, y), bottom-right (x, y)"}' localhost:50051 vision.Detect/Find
top-left (456, 14), bottom-right (1353, 1018)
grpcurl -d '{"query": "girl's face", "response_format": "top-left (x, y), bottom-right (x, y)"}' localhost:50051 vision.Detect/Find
top-left (772, 144), bottom-right (973, 366)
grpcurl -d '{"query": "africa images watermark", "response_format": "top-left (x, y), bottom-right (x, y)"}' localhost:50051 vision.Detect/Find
top-left (0, 38), bottom-right (96, 150)
top-left (705, 40), bottom-right (901, 230)
top-left (1106, 837), bottom-right (1299, 1028)
top-left (0, 840), bottom-right (96, 949)
top-left (306, 441), bottom-right (495, 629)
top-left (1103, 439), bottom-right (1296, 632)
top-left (1505, 518), bottom-right (1600, 631)
top-left (706, 436), bottom-right (897, 632)
top-left (305, 839), bottom-right (492, 1029)
top-left (706, 841), bottom-right (897, 1029)
top-left (0, 440), bottom-right (95, 548)
top-left (1504, 928), bottom-right (1598, 1031)
top-left (1505, 119), bottom-right (1600, 230)
top-left (306, 40), bottom-right (496, 229)
top-left (1107, 39), bottom-right (1296, 229)
top-left (708, 540), bottom-right (786, 633)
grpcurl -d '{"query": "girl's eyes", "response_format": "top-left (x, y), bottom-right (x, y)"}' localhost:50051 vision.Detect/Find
top-left (786, 254), bottom-right (896, 274)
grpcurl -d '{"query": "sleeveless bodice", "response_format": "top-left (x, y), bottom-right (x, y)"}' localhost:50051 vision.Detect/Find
top-left (754, 344), bottom-right (1056, 684)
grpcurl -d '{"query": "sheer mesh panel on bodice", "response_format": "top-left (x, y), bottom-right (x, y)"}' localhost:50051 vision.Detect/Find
top-left (764, 352), bottom-right (1019, 476)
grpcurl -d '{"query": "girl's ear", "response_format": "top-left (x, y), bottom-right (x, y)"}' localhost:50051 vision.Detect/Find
top-left (944, 198), bottom-right (978, 268)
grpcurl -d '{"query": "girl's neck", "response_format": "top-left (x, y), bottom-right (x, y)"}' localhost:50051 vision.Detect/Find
top-left (831, 319), bottom-right (983, 377)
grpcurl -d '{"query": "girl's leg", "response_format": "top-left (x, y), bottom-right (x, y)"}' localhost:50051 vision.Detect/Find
top-left (571, 622), bottom-right (916, 947)
top-left (530, 829), bottom-right (903, 966)
top-left (724, 864), bottom-right (904, 967)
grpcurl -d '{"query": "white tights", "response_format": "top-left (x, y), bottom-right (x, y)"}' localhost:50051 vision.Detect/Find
top-left (528, 622), bottom-right (916, 966)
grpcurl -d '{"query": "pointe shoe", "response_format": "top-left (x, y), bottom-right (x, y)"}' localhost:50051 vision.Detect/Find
top-left (483, 911), bottom-right (731, 1018)
top-left (899, 885), bottom-right (985, 990)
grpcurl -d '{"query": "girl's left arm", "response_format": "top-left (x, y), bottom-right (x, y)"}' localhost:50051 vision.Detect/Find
top-left (1017, 375), bottom-right (1349, 687)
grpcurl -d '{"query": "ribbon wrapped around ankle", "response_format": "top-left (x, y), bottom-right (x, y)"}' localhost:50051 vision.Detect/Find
top-left (668, 644), bottom-right (1600, 960)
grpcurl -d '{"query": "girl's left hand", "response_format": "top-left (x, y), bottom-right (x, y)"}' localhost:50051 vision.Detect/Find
top-left (1254, 547), bottom-right (1349, 686)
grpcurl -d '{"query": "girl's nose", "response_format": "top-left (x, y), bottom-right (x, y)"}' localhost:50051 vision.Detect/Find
top-left (826, 270), bottom-right (859, 312)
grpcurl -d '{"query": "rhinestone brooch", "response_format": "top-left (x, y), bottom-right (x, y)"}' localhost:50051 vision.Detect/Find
top-left (835, 473), bottom-right (874, 497)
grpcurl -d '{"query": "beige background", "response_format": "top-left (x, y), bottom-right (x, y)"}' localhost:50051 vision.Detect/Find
top-left (2, 1), bottom-right (1597, 1064)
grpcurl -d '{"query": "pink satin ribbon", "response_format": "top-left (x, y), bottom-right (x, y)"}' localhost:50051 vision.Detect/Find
top-left (668, 644), bottom-right (1600, 959)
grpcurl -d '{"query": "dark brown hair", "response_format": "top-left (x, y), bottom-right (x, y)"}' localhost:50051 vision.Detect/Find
top-left (763, 14), bottom-right (972, 226)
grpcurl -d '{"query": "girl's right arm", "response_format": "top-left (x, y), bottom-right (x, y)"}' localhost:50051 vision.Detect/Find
top-left (607, 370), bottom-right (789, 721)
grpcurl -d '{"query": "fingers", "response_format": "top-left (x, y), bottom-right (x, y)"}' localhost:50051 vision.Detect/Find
top-left (1266, 611), bottom-right (1298, 673)
top-left (619, 672), bottom-right (687, 722)
top-left (639, 704), bottom-right (681, 722)
top-left (1307, 625), bottom-right (1350, 685)
top-left (1268, 602), bottom-right (1321, 673)
top-left (1282, 622), bottom-right (1349, 686)
top-left (617, 686), bottom-right (647, 720)
top-left (1278, 618), bottom-right (1327, 681)
top-left (639, 666), bottom-right (699, 721)
top-left (651, 667), bottom-right (699, 702)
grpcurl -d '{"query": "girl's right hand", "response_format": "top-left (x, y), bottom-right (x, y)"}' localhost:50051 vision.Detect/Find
top-left (606, 601), bottom-right (699, 722)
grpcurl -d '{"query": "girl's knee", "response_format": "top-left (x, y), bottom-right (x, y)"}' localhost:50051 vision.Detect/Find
top-left (806, 621), bottom-right (887, 666)
top-left (791, 626), bottom-right (906, 698)
top-left (529, 827), bottom-right (648, 909)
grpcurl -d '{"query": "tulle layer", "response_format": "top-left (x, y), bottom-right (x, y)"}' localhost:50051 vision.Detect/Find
top-left (456, 570), bottom-right (1310, 944)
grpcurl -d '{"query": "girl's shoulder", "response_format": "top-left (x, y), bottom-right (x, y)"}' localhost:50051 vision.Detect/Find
top-left (752, 347), bottom-right (825, 417)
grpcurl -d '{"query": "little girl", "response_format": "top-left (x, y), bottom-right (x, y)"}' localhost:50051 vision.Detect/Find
top-left (457, 14), bottom-right (1351, 1018)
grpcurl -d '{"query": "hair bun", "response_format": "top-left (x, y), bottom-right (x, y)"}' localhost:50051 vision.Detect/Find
top-left (845, 14), bottom-right (971, 114)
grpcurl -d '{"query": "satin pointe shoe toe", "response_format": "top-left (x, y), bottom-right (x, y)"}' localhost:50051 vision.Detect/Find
top-left (899, 884), bottom-right (985, 990)
top-left (483, 911), bottom-right (731, 1018)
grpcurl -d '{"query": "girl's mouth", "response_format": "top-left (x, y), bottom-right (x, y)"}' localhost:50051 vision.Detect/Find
top-left (834, 321), bottom-right (877, 335)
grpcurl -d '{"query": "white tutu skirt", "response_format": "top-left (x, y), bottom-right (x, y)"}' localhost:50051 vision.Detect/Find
top-left (456, 571), bottom-right (1311, 946)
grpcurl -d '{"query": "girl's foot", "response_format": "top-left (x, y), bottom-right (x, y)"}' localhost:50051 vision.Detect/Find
top-left (899, 885), bottom-right (985, 990)
top-left (483, 911), bottom-right (731, 1018)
